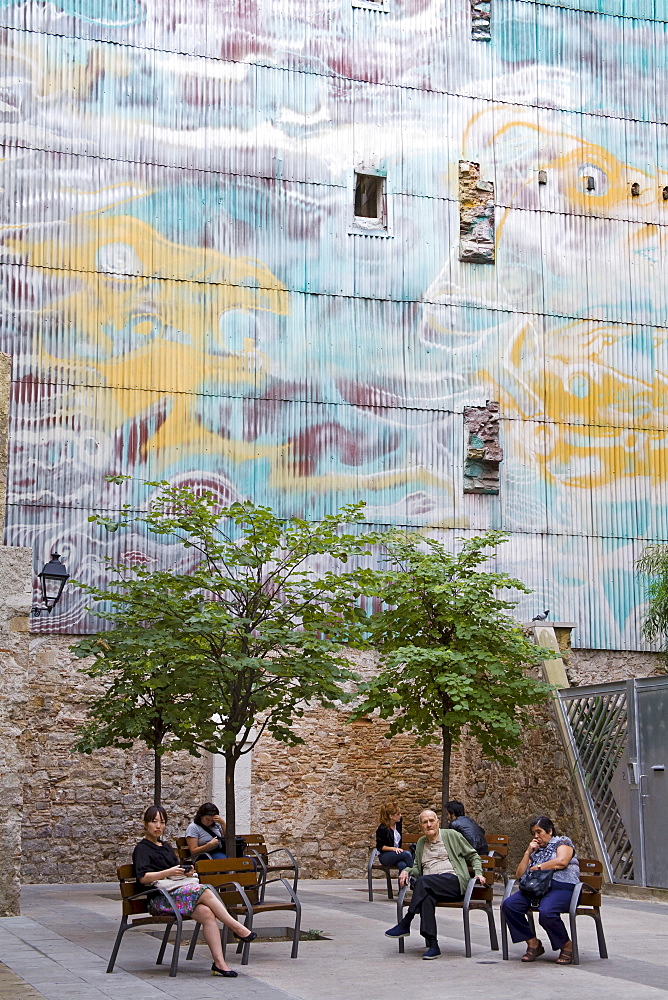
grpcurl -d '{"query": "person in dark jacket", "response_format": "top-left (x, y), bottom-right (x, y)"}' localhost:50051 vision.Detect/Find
top-left (375, 800), bottom-right (413, 873)
top-left (446, 800), bottom-right (488, 856)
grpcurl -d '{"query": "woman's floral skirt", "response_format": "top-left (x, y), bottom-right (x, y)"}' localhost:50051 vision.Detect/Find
top-left (148, 884), bottom-right (210, 918)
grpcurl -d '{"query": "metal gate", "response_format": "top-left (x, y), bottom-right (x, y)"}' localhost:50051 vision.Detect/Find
top-left (558, 677), bottom-right (668, 888)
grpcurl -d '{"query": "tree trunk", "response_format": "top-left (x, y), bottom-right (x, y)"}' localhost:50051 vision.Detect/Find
top-left (224, 749), bottom-right (237, 858)
top-left (441, 725), bottom-right (451, 816)
top-left (153, 749), bottom-right (162, 806)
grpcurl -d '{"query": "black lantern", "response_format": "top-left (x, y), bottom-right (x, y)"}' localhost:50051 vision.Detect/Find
top-left (31, 552), bottom-right (69, 616)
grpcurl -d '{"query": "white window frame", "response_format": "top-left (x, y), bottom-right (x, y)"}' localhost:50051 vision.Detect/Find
top-left (348, 166), bottom-right (392, 238)
top-left (352, 0), bottom-right (391, 11)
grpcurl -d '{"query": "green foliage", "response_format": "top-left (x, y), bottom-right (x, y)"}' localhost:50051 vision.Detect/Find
top-left (637, 544), bottom-right (668, 660)
top-left (350, 530), bottom-right (554, 800)
top-left (73, 480), bottom-right (382, 820)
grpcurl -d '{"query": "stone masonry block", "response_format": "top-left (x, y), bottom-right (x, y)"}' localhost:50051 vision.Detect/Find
top-left (459, 160), bottom-right (495, 263)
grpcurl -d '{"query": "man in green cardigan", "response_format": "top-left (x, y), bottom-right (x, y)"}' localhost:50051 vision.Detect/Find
top-left (385, 808), bottom-right (485, 960)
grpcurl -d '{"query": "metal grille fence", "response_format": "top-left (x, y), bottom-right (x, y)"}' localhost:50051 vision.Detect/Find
top-left (559, 684), bottom-right (635, 883)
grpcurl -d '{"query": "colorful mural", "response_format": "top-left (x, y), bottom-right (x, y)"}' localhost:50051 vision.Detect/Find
top-left (1, 0), bottom-right (666, 646)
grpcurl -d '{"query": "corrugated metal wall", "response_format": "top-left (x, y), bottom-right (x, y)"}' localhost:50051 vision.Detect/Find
top-left (1, 0), bottom-right (666, 647)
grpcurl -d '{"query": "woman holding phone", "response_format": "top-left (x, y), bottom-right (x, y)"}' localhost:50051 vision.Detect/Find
top-left (133, 805), bottom-right (255, 978)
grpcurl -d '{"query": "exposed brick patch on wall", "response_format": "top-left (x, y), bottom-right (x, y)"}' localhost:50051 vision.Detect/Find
top-left (470, 0), bottom-right (491, 41)
top-left (463, 401), bottom-right (503, 494)
top-left (459, 160), bottom-right (495, 263)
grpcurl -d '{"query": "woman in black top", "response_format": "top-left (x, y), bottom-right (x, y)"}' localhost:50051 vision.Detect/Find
top-left (375, 801), bottom-right (413, 873)
top-left (132, 805), bottom-right (256, 978)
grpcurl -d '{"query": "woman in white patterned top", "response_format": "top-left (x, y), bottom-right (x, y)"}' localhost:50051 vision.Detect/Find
top-left (501, 814), bottom-right (580, 965)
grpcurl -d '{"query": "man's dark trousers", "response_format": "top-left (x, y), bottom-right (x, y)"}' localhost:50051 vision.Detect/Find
top-left (402, 874), bottom-right (463, 943)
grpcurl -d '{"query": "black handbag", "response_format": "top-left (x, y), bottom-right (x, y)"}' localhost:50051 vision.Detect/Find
top-left (518, 868), bottom-right (553, 900)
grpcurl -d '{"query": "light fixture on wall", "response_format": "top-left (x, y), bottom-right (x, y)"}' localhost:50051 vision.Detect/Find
top-left (31, 553), bottom-right (70, 616)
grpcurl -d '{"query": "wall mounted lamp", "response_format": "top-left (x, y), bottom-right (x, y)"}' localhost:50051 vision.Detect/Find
top-left (31, 552), bottom-right (70, 616)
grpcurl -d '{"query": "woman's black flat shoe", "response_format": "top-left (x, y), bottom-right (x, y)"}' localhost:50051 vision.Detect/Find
top-left (235, 930), bottom-right (257, 943)
top-left (211, 964), bottom-right (238, 977)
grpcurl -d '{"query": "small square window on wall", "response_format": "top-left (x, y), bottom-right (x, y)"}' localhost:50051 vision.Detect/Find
top-left (463, 401), bottom-right (502, 494)
top-left (350, 170), bottom-right (389, 235)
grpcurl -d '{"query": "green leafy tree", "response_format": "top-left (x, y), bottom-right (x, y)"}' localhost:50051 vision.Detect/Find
top-left (73, 480), bottom-right (380, 853)
top-left (637, 543), bottom-right (668, 665)
top-left (350, 530), bottom-right (554, 808)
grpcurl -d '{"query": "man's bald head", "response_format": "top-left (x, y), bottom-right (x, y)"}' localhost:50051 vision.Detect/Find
top-left (419, 809), bottom-right (441, 840)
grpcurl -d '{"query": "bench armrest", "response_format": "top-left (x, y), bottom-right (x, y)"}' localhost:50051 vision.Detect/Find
top-left (212, 879), bottom-right (254, 913)
top-left (501, 879), bottom-right (516, 903)
top-left (462, 876), bottom-right (478, 909)
top-left (265, 847), bottom-right (297, 866)
top-left (124, 885), bottom-right (182, 920)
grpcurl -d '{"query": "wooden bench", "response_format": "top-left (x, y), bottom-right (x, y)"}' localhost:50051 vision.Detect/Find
top-left (194, 857), bottom-right (301, 964)
top-left (485, 834), bottom-right (509, 886)
top-left (107, 864), bottom-right (201, 978)
top-left (237, 833), bottom-right (299, 902)
top-left (394, 855), bottom-right (499, 957)
top-left (500, 857), bottom-right (608, 965)
top-left (367, 833), bottom-right (419, 901)
top-left (175, 836), bottom-right (214, 863)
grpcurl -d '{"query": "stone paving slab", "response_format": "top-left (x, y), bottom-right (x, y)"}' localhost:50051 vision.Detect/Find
top-left (0, 880), bottom-right (666, 1000)
top-left (0, 963), bottom-right (47, 1000)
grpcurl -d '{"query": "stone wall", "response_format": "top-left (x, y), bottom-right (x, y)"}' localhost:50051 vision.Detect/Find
top-left (251, 696), bottom-right (596, 878)
top-left (251, 709), bottom-right (443, 878)
top-left (567, 647), bottom-right (664, 686)
top-left (20, 634), bottom-right (208, 884)
top-left (15, 636), bottom-right (666, 884)
top-left (0, 546), bottom-right (32, 915)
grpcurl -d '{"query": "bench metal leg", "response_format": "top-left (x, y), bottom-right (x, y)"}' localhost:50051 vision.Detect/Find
top-left (106, 919), bottom-right (128, 973)
top-left (186, 921), bottom-right (201, 960)
top-left (463, 905), bottom-right (472, 958)
top-left (500, 906), bottom-right (509, 960)
top-left (397, 895), bottom-right (406, 953)
top-left (368, 866), bottom-right (374, 902)
top-left (291, 899), bottom-right (302, 959)
top-left (386, 869), bottom-right (394, 900)
top-left (594, 912), bottom-right (608, 959)
top-left (156, 923), bottom-right (172, 965)
top-left (486, 904), bottom-right (499, 951)
top-left (169, 914), bottom-right (183, 977)
top-left (241, 915), bottom-right (254, 966)
top-left (569, 910), bottom-right (580, 965)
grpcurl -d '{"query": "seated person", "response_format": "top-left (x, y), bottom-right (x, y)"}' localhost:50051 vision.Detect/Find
top-left (384, 808), bottom-right (485, 960)
top-left (134, 804), bottom-right (255, 977)
top-left (500, 814), bottom-right (580, 965)
top-left (446, 799), bottom-right (488, 856)
top-left (185, 802), bottom-right (227, 861)
top-left (375, 800), bottom-right (413, 873)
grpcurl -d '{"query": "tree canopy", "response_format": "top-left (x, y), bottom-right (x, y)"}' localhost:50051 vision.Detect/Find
top-left (350, 530), bottom-right (554, 807)
top-left (637, 543), bottom-right (668, 665)
top-left (73, 479), bottom-right (380, 851)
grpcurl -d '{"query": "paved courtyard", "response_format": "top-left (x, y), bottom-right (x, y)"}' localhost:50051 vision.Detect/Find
top-left (0, 880), bottom-right (666, 1000)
